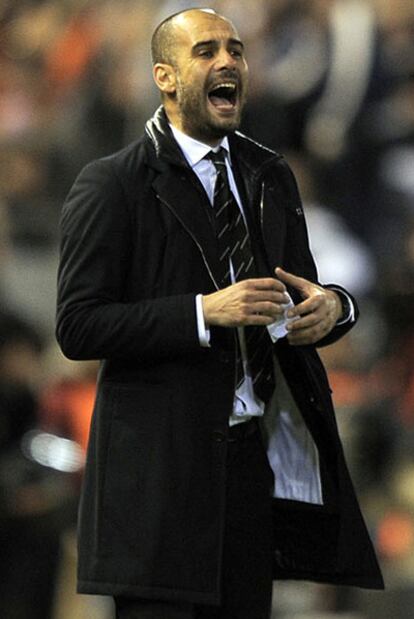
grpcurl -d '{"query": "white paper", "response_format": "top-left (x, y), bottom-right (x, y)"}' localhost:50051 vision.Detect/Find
top-left (267, 293), bottom-right (299, 342)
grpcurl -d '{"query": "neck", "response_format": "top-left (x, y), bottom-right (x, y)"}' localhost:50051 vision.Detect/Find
top-left (164, 107), bottom-right (225, 148)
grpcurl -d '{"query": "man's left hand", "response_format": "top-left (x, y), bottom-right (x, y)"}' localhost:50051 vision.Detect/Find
top-left (275, 267), bottom-right (343, 345)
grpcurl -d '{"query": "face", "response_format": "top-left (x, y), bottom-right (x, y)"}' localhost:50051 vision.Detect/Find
top-left (156, 11), bottom-right (249, 145)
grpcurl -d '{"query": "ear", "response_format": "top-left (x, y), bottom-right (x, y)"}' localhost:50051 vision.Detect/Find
top-left (153, 63), bottom-right (177, 95)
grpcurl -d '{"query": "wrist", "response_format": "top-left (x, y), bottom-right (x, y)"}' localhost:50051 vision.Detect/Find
top-left (196, 294), bottom-right (211, 346)
top-left (330, 291), bottom-right (344, 322)
top-left (201, 294), bottom-right (212, 327)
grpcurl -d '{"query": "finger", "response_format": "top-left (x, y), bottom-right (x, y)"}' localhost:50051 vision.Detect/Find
top-left (287, 315), bottom-right (334, 344)
top-left (238, 282), bottom-right (290, 305)
top-left (275, 267), bottom-right (308, 294)
top-left (243, 312), bottom-right (284, 327)
top-left (245, 290), bottom-right (291, 305)
top-left (247, 314), bottom-right (275, 327)
top-left (250, 301), bottom-right (286, 318)
top-left (287, 324), bottom-right (328, 345)
top-left (239, 301), bottom-right (285, 321)
top-left (287, 295), bottom-right (323, 318)
top-left (286, 312), bottom-right (320, 331)
top-left (246, 277), bottom-right (287, 293)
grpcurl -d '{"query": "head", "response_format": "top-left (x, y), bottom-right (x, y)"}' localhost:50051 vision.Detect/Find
top-left (151, 8), bottom-right (248, 146)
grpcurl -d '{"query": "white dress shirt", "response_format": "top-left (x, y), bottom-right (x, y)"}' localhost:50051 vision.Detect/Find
top-left (169, 125), bottom-right (354, 431)
top-left (170, 124), bottom-right (264, 426)
top-left (169, 124), bottom-right (354, 505)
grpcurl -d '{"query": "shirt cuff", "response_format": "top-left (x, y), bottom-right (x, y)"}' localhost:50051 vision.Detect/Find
top-left (196, 294), bottom-right (211, 347)
top-left (329, 287), bottom-right (355, 325)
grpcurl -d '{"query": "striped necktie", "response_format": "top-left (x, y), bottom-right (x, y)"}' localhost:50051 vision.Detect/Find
top-left (207, 148), bottom-right (275, 401)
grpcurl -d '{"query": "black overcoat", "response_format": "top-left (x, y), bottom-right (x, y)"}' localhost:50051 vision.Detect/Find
top-left (56, 107), bottom-right (384, 604)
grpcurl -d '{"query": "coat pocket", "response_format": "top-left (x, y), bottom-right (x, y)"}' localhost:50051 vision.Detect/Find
top-left (97, 382), bottom-right (173, 557)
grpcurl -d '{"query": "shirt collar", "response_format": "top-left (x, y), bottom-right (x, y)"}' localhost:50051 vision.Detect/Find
top-left (169, 124), bottom-right (230, 169)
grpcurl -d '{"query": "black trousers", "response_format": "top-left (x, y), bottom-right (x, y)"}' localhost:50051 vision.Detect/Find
top-left (114, 420), bottom-right (274, 619)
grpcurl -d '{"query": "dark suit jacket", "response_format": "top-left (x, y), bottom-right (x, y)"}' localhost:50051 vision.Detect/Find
top-left (56, 107), bottom-right (383, 603)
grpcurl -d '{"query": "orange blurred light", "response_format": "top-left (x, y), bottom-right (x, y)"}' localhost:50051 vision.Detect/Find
top-left (377, 511), bottom-right (414, 559)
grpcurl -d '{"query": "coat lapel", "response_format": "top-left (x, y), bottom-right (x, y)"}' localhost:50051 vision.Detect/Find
top-left (145, 108), bottom-right (283, 289)
top-left (152, 169), bottom-right (223, 290)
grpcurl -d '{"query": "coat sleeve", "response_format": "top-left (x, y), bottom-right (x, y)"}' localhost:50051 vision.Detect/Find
top-left (276, 157), bottom-right (359, 347)
top-left (56, 158), bottom-right (200, 361)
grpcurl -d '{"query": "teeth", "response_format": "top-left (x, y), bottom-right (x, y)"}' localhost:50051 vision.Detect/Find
top-left (211, 82), bottom-right (236, 91)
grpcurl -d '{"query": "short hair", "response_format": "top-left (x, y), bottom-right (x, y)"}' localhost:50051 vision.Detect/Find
top-left (151, 8), bottom-right (218, 66)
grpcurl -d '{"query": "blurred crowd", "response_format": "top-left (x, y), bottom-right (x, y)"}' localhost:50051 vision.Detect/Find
top-left (1, 1), bottom-right (414, 618)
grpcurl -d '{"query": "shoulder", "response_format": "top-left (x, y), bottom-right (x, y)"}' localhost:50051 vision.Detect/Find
top-left (62, 135), bottom-right (155, 223)
top-left (68, 133), bottom-right (155, 204)
top-left (230, 132), bottom-right (299, 190)
top-left (79, 130), bottom-right (153, 176)
top-left (230, 131), bottom-right (294, 177)
top-left (88, 133), bottom-right (153, 185)
top-left (233, 131), bottom-right (279, 158)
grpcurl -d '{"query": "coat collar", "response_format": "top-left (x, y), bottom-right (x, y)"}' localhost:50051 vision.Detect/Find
top-left (144, 107), bottom-right (187, 170)
top-left (145, 108), bottom-right (222, 288)
top-left (144, 107), bottom-right (282, 288)
top-left (144, 106), bottom-right (281, 177)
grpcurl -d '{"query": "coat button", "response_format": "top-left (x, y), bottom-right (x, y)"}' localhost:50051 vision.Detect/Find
top-left (211, 431), bottom-right (226, 443)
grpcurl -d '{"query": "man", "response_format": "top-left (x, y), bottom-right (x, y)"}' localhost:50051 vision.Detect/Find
top-left (56, 8), bottom-right (383, 619)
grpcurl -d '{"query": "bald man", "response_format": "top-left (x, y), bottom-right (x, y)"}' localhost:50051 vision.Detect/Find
top-left (56, 8), bottom-right (383, 619)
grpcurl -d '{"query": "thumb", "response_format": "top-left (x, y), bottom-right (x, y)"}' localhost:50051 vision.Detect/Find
top-left (275, 267), bottom-right (308, 295)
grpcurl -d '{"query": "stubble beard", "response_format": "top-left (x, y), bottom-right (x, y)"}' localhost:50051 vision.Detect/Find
top-left (175, 74), bottom-right (244, 142)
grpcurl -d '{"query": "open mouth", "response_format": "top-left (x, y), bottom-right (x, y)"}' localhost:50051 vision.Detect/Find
top-left (208, 82), bottom-right (238, 112)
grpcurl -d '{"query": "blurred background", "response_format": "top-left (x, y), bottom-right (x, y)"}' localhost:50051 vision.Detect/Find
top-left (0, 0), bottom-right (413, 617)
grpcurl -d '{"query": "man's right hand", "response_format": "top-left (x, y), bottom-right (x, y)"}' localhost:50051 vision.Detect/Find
top-left (202, 278), bottom-right (290, 328)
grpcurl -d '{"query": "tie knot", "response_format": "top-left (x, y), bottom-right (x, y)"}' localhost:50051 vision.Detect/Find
top-left (206, 147), bottom-right (227, 169)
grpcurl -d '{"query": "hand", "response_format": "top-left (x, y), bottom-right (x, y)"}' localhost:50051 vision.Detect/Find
top-left (275, 267), bottom-right (342, 345)
top-left (202, 278), bottom-right (290, 328)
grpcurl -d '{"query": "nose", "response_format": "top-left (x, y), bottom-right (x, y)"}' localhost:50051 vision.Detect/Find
top-left (215, 46), bottom-right (237, 70)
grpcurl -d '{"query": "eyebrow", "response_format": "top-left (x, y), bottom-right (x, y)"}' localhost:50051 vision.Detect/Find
top-left (192, 38), bottom-right (244, 52)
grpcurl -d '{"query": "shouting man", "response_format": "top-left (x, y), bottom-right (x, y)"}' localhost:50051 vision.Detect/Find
top-left (56, 8), bottom-right (383, 619)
